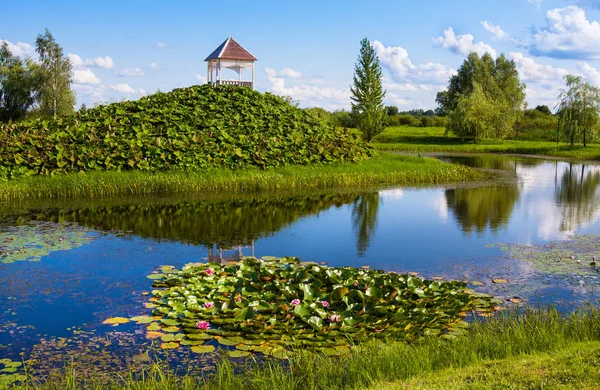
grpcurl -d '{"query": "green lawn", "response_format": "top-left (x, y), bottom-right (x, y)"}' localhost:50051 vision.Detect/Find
top-left (370, 341), bottom-right (600, 390)
top-left (0, 152), bottom-right (483, 202)
top-left (372, 126), bottom-right (600, 160)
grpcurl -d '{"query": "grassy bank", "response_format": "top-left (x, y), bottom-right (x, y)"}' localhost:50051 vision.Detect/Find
top-left (13, 307), bottom-right (600, 389)
top-left (372, 341), bottom-right (600, 389)
top-left (0, 153), bottom-right (483, 202)
top-left (373, 126), bottom-right (600, 160)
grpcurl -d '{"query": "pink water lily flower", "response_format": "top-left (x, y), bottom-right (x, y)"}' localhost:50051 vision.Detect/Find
top-left (196, 321), bottom-right (210, 330)
top-left (291, 299), bottom-right (301, 305)
top-left (321, 301), bottom-right (330, 307)
top-left (329, 314), bottom-right (341, 322)
top-left (353, 282), bottom-right (359, 287)
top-left (204, 269), bottom-right (214, 276)
top-left (204, 302), bottom-right (214, 308)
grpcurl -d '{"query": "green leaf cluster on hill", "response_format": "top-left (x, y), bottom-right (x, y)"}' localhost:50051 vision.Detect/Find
top-left (0, 85), bottom-right (372, 179)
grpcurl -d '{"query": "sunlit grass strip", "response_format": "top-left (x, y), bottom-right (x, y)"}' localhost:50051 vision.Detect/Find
top-left (372, 125), bottom-right (600, 160)
top-left (374, 141), bottom-right (600, 160)
top-left (16, 307), bottom-right (600, 389)
top-left (0, 153), bottom-right (483, 202)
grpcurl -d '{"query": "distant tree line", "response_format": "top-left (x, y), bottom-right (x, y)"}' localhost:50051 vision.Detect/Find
top-left (0, 29), bottom-right (74, 123)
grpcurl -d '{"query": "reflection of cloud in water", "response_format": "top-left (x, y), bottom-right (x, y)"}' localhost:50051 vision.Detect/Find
top-left (516, 162), bottom-right (600, 240)
top-left (433, 193), bottom-right (448, 223)
top-left (378, 189), bottom-right (404, 199)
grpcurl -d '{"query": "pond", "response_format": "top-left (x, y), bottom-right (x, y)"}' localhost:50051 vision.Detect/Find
top-left (1, 154), bottom-right (600, 378)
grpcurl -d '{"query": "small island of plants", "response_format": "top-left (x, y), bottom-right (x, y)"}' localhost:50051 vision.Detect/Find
top-left (142, 256), bottom-right (499, 357)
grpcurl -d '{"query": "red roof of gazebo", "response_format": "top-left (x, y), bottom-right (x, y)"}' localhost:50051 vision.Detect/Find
top-left (204, 37), bottom-right (257, 61)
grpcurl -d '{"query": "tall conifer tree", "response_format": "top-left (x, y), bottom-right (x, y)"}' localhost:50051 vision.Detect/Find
top-left (350, 38), bottom-right (386, 142)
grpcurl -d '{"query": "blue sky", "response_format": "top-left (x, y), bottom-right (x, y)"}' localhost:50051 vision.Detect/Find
top-left (3, 0), bottom-right (600, 110)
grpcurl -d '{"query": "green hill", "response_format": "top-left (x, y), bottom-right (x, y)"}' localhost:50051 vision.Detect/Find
top-left (0, 85), bottom-right (372, 179)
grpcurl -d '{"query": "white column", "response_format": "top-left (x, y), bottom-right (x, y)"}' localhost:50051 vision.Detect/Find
top-left (251, 63), bottom-right (254, 89)
top-left (239, 66), bottom-right (242, 81)
top-left (207, 62), bottom-right (211, 84)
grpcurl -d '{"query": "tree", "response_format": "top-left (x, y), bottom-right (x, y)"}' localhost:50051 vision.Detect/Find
top-left (534, 105), bottom-right (552, 116)
top-left (350, 38), bottom-right (386, 142)
top-left (437, 52), bottom-right (525, 141)
top-left (556, 75), bottom-right (600, 146)
top-left (384, 105), bottom-right (398, 116)
top-left (0, 42), bottom-right (38, 122)
top-left (34, 29), bottom-right (75, 118)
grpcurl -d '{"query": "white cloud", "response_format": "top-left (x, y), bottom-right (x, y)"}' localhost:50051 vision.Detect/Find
top-left (372, 40), bottom-right (415, 78)
top-left (373, 41), bottom-right (456, 85)
top-left (156, 41), bottom-right (167, 48)
top-left (115, 67), bottom-right (144, 77)
top-left (414, 62), bottom-right (456, 84)
top-left (281, 68), bottom-right (302, 78)
top-left (149, 62), bottom-right (160, 70)
top-left (110, 83), bottom-right (137, 94)
top-left (264, 68), bottom-right (303, 79)
top-left (481, 21), bottom-right (509, 40)
top-left (530, 6), bottom-right (600, 59)
top-left (510, 52), bottom-right (569, 83)
top-left (68, 53), bottom-right (114, 69)
top-left (386, 92), bottom-right (411, 106)
top-left (433, 27), bottom-right (497, 57)
top-left (577, 62), bottom-right (600, 86)
top-left (264, 68), bottom-right (350, 110)
top-left (195, 74), bottom-right (207, 84)
top-left (73, 68), bottom-right (101, 84)
top-left (72, 83), bottom-right (107, 103)
top-left (528, 0), bottom-right (543, 7)
top-left (1, 39), bottom-right (36, 58)
top-left (139, 88), bottom-right (148, 96)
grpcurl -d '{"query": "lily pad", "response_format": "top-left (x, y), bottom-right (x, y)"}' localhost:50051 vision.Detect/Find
top-left (102, 317), bottom-right (130, 326)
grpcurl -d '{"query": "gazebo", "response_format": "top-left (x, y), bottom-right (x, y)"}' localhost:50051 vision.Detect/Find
top-left (205, 37), bottom-right (257, 89)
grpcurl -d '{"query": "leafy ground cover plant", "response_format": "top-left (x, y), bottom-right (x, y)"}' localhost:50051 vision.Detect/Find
top-left (144, 257), bottom-right (499, 357)
top-left (0, 86), bottom-right (372, 179)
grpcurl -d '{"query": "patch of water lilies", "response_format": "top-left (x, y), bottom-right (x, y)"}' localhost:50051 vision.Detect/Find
top-left (0, 222), bottom-right (95, 264)
top-left (0, 358), bottom-right (25, 386)
top-left (143, 256), bottom-right (500, 357)
top-left (493, 235), bottom-right (600, 276)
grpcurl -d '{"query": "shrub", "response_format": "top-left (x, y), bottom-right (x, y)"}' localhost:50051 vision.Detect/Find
top-left (0, 85), bottom-right (373, 179)
top-left (331, 110), bottom-right (355, 128)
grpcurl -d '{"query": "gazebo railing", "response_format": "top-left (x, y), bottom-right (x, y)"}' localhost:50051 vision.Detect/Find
top-left (210, 80), bottom-right (253, 88)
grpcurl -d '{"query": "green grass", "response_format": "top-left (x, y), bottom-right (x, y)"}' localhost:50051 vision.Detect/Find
top-left (371, 341), bottom-right (600, 389)
top-left (0, 152), bottom-right (483, 202)
top-left (373, 126), bottom-right (600, 160)
top-left (12, 307), bottom-right (600, 389)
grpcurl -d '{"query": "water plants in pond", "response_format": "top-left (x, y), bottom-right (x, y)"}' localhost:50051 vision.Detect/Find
top-left (0, 358), bottom-right (25, 387)
top-left (494, 235), bottom-right (600, 277)
top-left (145, 257), bottom-right (499, 356)
top-left (0, 222), bottom-right (95, 264)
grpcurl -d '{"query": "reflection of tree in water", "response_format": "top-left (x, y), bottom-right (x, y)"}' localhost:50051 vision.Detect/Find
top-left (445, 185), bottom-right (520, 234)
top-left (555, 164), bottom-right (600, 232)
top-left (351, 192), bottom-right (380, 257)
top-left (21, 194), bottom-right (360, 248)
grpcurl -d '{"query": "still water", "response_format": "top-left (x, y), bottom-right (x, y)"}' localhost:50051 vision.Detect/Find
top-left (1, 155), bottom-right (600, 366)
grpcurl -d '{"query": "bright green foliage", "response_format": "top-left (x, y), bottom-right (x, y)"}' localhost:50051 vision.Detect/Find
top-left (438, 53), bottom-right (526, 141)
top-left (146, 257), bottom-right (498, 356)
top-left (33, 29), bottom-right (75, 118)
top-left (351, 38), bottom-right (386, 142)
top-left (557, 74), bottom-right (600, 146)
top-left (0, 85), bottom-right (372, 179)
top-left (0, 43), bottom-right (39, 123)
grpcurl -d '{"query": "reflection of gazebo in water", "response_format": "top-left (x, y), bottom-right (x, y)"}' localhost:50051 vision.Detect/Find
top-left (205, 37), bottom-right (257, 89)
top-left (207, 241), bottom-right (256, 263)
